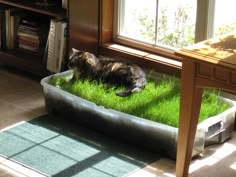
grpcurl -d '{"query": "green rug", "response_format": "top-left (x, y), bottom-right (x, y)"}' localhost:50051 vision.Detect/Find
top-left (0, 114), bottom-right (159, 177)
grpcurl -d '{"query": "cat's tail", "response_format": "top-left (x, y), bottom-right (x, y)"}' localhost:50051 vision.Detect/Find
top-left (115, 90), bottom-right (132, 97)
top-left (115, 87), bottom-right (142, 97)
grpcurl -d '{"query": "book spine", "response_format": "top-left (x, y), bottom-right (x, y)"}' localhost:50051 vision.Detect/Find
top-left (5, 8), bottom-right (23, 49)
top-left (47, 19), bottom-right (62, 73)
top-left (18, 35), bottom-right (40, 44)
top-left (0, 11), bottom-right (5, 49)
top-left (19, 39), bottom-right (40, 48)
top-left (17, 32), bottom-right (40, 40)
top-left (0, 5), bottom-right (9, 49)
top-left (47, 19), bottom-right (56, 72)
top-left (18, 44), bottom-right (40, 52)
top-left (5, 9), bottom-right (10, 49)
top-left (58, 21), bottom-right (67, 72)
top-left (62, 0), bottom-right (68, 10)
top-left (10, 15), bottom-right (21, 49)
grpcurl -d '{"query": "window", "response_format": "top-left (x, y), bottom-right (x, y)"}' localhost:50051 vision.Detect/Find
top-left (213, 1), bottom-right (236, 37)
top-left (114, 0), bottom-right (236, 53)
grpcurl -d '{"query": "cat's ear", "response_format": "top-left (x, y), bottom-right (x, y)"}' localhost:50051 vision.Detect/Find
top-left (69, 48), bottom-right (79, 59)
top-left (71, 48), bottom-right (79, 54)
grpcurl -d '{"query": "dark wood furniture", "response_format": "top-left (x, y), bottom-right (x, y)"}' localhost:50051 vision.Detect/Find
top-left (175, 33), bottom-right (236, 177)
top-left (69, 0), bottom-right (99, 55)
top-left (0, 0), bottom-right (66, 77)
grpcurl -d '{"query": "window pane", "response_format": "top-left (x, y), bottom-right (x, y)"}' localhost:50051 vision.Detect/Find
top-left (119, 0), bottom-right (156, 44)
top-left (213, 0), bottom-right (236, 37)
top-left (157, 0), bottom-right (196, 48)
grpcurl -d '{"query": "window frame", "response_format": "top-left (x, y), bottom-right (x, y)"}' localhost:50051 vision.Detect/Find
top-left (112, 0), bottom-right (178, 59)
top-left (112, 0), bottom-right (216, 56)
top-left (99, 0), bottom-right (183, 76)
top-left (99, 0), bottom-right (216, 76)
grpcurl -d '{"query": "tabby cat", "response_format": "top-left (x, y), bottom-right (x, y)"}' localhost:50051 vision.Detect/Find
top-left (68, 48), bottom-right (146, 97)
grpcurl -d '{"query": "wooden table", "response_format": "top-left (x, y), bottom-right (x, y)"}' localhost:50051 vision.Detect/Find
top-left (175, 34), bottom-right (236, 177)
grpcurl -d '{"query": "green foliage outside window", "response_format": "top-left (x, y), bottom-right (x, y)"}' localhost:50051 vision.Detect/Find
top-left (134, 6), bottom-right (236, 48)
top-left (134, 5), bottom-right (195, 48)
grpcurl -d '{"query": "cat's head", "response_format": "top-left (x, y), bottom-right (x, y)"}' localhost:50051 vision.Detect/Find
top-left (68, 48), bottom-right (102, 75)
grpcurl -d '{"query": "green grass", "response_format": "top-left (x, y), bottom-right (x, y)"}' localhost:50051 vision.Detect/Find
top-left (49, 72), bottom-right (231, 128)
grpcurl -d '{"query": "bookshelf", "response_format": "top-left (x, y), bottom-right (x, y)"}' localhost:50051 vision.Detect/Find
top-left (0, 0), bottom-right (66, 18)
top-left (0, 0), bottom-right (67, 77)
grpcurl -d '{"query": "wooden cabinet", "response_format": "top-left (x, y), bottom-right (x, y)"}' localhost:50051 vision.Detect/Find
top-left (69, 0), bottom-right (99, 55)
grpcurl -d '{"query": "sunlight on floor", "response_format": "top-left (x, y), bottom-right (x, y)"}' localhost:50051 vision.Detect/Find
top-left (230, 162), bottom-right (236, 170)
top-left (189, 141), bottom-right (236, 173)
top-left (0, 129), bottom-right (236, 177)
top-left (0, 121), bottom-right (26, 132)
top-left (0, 156), bottom-right (46, 177)
top-left (128, 133), bottom-right (236, 177)
top-left (127, 158), bottom-right (176, 177)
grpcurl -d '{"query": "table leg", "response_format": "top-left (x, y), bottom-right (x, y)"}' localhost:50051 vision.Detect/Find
top-left (176, 59), bottom-right (203, 177)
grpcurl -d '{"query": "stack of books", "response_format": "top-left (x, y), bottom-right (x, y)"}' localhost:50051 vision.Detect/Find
top-left (17, 17), bottom-right (48, 54)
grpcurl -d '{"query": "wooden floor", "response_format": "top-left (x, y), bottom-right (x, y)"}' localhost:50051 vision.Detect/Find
top-left (0, 66), bottom-right (235, 177)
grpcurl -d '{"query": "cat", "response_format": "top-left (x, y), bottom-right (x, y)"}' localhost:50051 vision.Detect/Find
top-left (68, 48), bottom-right (146, 97)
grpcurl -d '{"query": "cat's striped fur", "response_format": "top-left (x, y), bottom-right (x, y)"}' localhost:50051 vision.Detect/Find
top-left (68, 49), bottom-right (146, 97)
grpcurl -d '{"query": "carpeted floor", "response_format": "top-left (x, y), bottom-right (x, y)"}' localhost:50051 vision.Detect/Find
top-left (0, 114), bottom-right (160, 177)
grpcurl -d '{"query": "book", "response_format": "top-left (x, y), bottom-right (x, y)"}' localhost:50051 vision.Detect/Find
top-left (5, 8), bottom-right (11, 49)
top-left (43, 35), bottom-right (49, 65)
top-left (18, 44), bottom-right (42, 53)
top-left (5, 8), bottom-right (23, 49)
top-left (47, 19), bottom-right (68, 73)
top-left (47, 19), bottom-right (62, 72)
top-left (10, 14), bottom-right (21, 49)
top-left (18, 39), bottom-right (41, 48)
top-left (17, 31), bottom-right (41, 40)
top-left (62, 0), bottom-right (68, 9)
top-left (17, 18), bottom-right (48, 41)
top-left (0, 5), bottom-right (10, 49)
top-left (58, 21), bottom-right (67, 72)
top-left (0, 7), bottom-right (6, 49)
top-left (16, 14), bottom-right (50, 55)
top-left (18, 24), bottom-right (39, 34)
top-left (18, 35), bottom-right (41, 44)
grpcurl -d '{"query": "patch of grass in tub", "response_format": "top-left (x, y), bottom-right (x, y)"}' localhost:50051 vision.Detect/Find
top-left (49, 73), bottom-right (230, 128)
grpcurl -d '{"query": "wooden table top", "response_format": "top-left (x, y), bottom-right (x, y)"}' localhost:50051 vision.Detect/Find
top-left (175, 34), bottom-right (236, 69)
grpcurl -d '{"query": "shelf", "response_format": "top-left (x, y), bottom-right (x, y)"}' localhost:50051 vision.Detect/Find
top-left (0, 0), bottom-right (67, 77)
top-left (0, 50), bottom-right (50, 77)
top-left (0, 0), bottom-right (66, 18)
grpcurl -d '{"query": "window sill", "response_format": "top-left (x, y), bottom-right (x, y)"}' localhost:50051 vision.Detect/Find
top-left (99, 43), bottom-right (182, 77)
